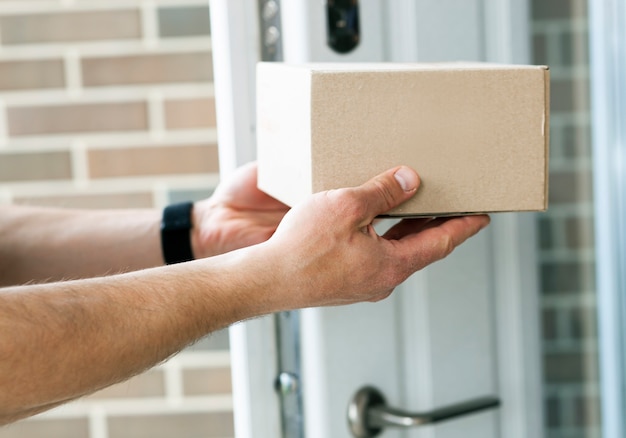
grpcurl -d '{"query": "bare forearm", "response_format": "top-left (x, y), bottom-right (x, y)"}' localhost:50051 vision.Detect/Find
top-left (0, 246), bottom-right (275, 424)
top-left (0, 206), bottom-right (163, 286)
top-left (0, 164), bottom-right (290, 286)
top-left (0, 165), bottom-right (490, 426)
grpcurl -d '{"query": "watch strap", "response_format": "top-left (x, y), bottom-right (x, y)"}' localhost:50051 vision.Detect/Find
top-left (161, 202), bottom-right (194, 264)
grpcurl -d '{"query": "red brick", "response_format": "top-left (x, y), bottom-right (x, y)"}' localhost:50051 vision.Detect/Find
top-left (164, 98), bottom-right (217, 130)
top-left (0, 10), bottom-right (141, 45)
top-left (183, 367), bottom-right (232, 396)
top-left (7, 102), bottom-right (148, 136)
top-left (82, 52), bottom-right (213, 87)
top-left (0, 151), bottom-right (71, 182)
top-left (0, 59), bottom-right (64, 91)
top-left (108, 413), bottom-right (233, 438)
top-left (88, 144), bottom-right (219, 178)
top-left (0, 418), bottom-right (88, 438)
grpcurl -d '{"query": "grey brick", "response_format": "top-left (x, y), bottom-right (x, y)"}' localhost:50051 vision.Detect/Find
top-left (158, 6), bottom-right (211, 38)
top-left (541, 261), bottom-right (595, 294)
top-left (0, 418), bottom-right (88, 438)
top-left (108, 412), bottom-right (234, 438)
top-left (548, 171), bottom-right (593, 204)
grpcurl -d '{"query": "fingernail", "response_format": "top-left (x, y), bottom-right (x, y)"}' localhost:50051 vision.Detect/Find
top-left (394, 167), bottom-right (418, 192)
top-left (480, 215), bottom-right (491, 229)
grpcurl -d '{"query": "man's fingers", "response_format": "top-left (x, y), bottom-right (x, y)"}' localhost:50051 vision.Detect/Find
top-left (352, 166), bottom-right (420, 224)
top-left (383, 217), bottom-right (435, 240)
top-left (397, 215), bottom-right (490, 269)
top-left (215, 162), bottom-right (289, 211)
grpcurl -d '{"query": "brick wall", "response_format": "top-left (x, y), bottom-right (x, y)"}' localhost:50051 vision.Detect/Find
top-left (0, 1), bottom-right (233, 437)
top-left (531, 1), bottom-right (600, 437)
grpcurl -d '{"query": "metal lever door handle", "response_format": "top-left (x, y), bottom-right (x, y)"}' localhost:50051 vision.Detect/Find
top-left (348, 386), bottom-right (500, 437)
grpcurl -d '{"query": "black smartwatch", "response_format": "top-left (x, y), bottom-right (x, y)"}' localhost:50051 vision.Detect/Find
top-left (160, 202), bottom-right (194, 264)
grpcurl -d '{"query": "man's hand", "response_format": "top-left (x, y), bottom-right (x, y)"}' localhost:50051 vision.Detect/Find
top-left (260, 165), bottom-right (490, 310)
top-left (191, 162), bottom-right (289, 258)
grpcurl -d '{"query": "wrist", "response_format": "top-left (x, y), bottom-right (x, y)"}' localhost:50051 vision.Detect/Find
top-left (190, 243), bottom-right (285, 321)
top-left (229, 242), bottom-right (293, 315)
top-left (189, 199), bottom-right (216, 260)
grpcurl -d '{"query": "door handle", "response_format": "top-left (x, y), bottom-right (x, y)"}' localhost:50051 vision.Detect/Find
top-left (347, 386), bottom-right (500, 437)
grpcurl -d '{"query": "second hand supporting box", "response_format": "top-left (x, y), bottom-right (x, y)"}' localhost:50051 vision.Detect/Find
top-left (257, 62), bottom-right (550, 217)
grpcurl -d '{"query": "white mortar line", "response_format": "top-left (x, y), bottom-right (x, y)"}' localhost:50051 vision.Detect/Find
top-left (0, 39), bottom-right (212, 61)
top-left (29, 395), bottom-right (233, 419)
top-left (153, 180), bottom-right (170, 209)
top-left (2, 130), bottom-right (218, 150)
top-left (0, 188), bottom-right (13, 205)
top-left (141, 0), bottom-right (159, 50)
top-left (89, 406), bottom-right (109, 438)
top-left (64, 48), bottom-right (83, 99)
top-left (163, 357), bottom-right (185, 404)
top-left (148, 89), bottom-right (165, 141)
top-left (0, 0), bottom-right (210, 14)
top-left (6, 174), bottom-right (219, 198)
top-left (70, 140), bottom-right (89, 188)
top-left (0, 99), bottom-right (8, 148)
top-left (0, 83), bottom-right (215, 106)
top-left (173, 351), bottom-right (231, 368)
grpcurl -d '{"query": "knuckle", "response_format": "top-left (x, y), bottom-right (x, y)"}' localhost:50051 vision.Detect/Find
top-left (371, 179), bottom-right (397, 211)
top-left (438, 233), bottom-right (456, 258)
top-left (369, 288), bottom-right (394, 303)
top-left (327, 189), bottom-right (367, 219)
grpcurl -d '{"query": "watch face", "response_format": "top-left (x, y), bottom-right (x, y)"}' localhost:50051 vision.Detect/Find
top-left (161, 202), bottom-right (194, 264)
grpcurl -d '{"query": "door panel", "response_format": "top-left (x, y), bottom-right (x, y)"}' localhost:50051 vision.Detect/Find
top-left (301, 300), bottom-right (403, 438)
top-left (301, 232), bottom-right (498, 438)
top-left (400, 234), bottom-right (496, 411)
top-left (413, 0), bottom-right (485, 61)
top-left (432, 411), bottom-right (498, 438)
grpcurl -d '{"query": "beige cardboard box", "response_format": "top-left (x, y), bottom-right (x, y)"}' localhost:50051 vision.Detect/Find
top-left (257, 62), bottom-right (549, 216)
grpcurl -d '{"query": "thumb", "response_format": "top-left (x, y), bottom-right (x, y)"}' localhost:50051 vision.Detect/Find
top-left (353, 166), bottom-right (420, 222)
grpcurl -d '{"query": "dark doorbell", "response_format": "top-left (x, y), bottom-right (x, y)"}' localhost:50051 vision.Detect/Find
top-left (326, 0), bottom-right (360, 54)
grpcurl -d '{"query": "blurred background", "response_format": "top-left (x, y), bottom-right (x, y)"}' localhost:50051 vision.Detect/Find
top-left (0, 0), bottom-right (233, 437)
top-left (532, 1), bottom-right (598, 437)
top-left (0, 0), bottom-right (597, 437)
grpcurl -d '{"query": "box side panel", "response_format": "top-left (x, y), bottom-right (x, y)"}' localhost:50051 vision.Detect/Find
top-left (257, 63), bottom-right (312, 206)
top-left (543, 68), bottom-right (551, 210)
top-left (309, 67), bottom-right (549, 215)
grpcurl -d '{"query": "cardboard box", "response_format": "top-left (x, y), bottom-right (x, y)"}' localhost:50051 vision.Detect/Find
top-left (257, 62), bottom-right (549, 216)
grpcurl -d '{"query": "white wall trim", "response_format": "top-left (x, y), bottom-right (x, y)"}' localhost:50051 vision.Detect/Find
top-left (589, 0), bottom-right (626, 436)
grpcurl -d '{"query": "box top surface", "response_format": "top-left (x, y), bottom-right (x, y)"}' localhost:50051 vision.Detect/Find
top-left (258, 62), bottom-right (549, 73)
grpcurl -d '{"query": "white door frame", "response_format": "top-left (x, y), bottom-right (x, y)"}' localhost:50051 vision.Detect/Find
top-left (209, 1), bottom-right (282, 437)
top-left (210, 1), bottom-right (543, 437)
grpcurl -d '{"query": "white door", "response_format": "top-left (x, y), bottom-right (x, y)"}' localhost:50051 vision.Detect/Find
top-left (209, 1), bottom-right (543, 437)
